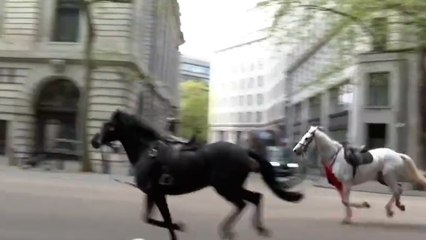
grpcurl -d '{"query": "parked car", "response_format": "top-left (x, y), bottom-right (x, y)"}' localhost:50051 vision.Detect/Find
top-left (265, 146), bottom-right (306, 187)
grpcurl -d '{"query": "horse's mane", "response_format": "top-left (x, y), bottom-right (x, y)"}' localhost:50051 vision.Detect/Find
top-left (315, 127), bottom-right (342, 147)
top-left (114, 111), bottom-right (161, 140)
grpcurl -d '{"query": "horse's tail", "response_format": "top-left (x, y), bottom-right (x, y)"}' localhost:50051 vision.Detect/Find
top-left (400, 153), bottom-right (426, 188)
top-left (247, 150), bottom-right (304, 202)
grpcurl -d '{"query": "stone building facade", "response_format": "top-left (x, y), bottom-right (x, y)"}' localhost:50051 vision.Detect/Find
top-left (0, 0), bottom-right (183, 172)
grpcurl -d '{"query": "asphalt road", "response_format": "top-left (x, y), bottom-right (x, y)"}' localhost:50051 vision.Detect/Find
top-left (1, 168), bottom-right (426, 240)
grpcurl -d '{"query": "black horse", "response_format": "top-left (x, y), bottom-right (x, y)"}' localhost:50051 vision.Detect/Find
top-left (91, 110), bottom-right (303, 240)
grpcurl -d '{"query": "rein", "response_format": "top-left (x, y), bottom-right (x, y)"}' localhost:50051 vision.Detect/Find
top-left (99, 146), bottom-right (138, 189)
top-left (328, 145), bottom-right (342, 167)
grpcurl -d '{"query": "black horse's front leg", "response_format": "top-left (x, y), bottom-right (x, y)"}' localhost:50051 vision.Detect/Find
top-left (155, 194), bottom-right (184, 240)
top-left (142, 194), bottom-right (183, 231)
top-left (142, 194), bottom-right (184, 240)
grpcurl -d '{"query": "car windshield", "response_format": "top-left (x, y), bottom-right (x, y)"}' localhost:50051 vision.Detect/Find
top-left (266, 146), bottom-right (296, 163)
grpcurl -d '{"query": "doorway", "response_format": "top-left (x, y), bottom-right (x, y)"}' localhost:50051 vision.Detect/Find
top-left (366, 123), bottom-right (387, 148)
top-left (34, 79), bottom-right (80, 158)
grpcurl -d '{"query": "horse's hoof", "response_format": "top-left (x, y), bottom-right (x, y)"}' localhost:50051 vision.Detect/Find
top-left (398, 204), bottom-right (406, 211)
top-left (221, 231), bottom-right (235, 240)
top-left (256, 226), bottom-right (272, 237)
top-left (219, 229), bottom-right (235, 240)
top-left (386, 209), bottom-right (394, 218)
top-left (174, 222), bottom-right (186, 232)
top-left (341, 218), bottom-right (352, 225)
top-left (362, 201), bottom-right (371, 208)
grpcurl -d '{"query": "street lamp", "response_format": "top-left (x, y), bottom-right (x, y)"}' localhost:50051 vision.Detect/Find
top-left (79, 0), bottom-right (132, 172)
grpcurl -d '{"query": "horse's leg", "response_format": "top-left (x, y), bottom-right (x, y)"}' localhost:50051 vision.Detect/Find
top-left (241, 189), bottom-right (271, 237)
top-left (340, 184), bottom-right (354, 224)
top-left (338, 186), bottom-right (370, 209)
top-left (142, 194), bottom-right (183, 232)
top-left (378, 171), bottom-right (404, 211)
top-left (154, 194), bottom-right (184, 240)
top-left (215, 187), bottom-right (247, 240)
top-left (395, 184), bottom-right (406, 211)
top-left (382, 173), bottom-right (401, 218)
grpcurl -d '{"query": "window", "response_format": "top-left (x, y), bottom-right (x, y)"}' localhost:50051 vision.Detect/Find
top-left (339, 83), bottom-right (353, 108)
top-left (247, 95), bottom-right (253, 106)
top-left (329, 129), bottom-right (347, 143)
top-left (231, 113), bottom-right (237, 122)
top-left (239, 96), bottom-right (244, 106)
top-left (257, 76), bottom-right (264, 87)
top-left (367, 72), bottom-right (389, 106)
top-left (367, 123), bottom-right (386, 148)
top-left (246, 112), bottom-right (252, 122)
top-left (294, 103), bottom-right (302, 121)
top-left (0, 120), bottom-right (6, 155)
top-left (257, 58), bottom-right (263, 69)
top-left (257, 94), bottom-right (263, 105)
top-left (256, 111), bottom-right (262, 123)
top-left (182, 63), bottom-right (209, 75)
top-left (240, 79), bottom-right (245, 89)
top-left (371, 17), bottom-right (388, 51)
top-left (309, 95), bottom-right (321, 119)
top-left (238, 112), bottom-right (243, 122)
top-left (329, 82), bottom-right (354, 113)
top-left (248, 78), bottom-right (254, 88)
top-left (52, 0), bottom-right (81, 42)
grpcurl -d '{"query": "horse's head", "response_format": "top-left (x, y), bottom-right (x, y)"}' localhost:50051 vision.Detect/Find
top-left (293, 126), bottom-right (324, 156)
top-left (91, 110), bottom-right (126, 149)
top-left (91, 109), bottom-right (162, 150)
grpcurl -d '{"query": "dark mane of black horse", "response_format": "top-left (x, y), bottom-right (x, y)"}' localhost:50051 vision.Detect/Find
top-left (113, 110), bottom-right (161, 141)
top-left (91, 110), bottom-right (303, 240)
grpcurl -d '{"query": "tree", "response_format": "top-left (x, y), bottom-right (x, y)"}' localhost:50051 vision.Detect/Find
top-left (179, 80), bottom-right (209, 143)
top-left (257, 0), bottom-right (426, 168)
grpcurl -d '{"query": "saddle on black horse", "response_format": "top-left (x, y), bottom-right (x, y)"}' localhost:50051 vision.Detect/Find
top-left (136, 136), bottom-right (204, 193)
top-left (343, 144), bottom-right (373, 178)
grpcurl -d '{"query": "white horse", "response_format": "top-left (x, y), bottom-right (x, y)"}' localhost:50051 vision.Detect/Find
top-left (292, 126), bottom-right (426, 224)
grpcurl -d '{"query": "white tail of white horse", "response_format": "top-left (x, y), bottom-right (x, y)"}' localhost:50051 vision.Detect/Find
top-left (400, 153), bottom-right (426, 188)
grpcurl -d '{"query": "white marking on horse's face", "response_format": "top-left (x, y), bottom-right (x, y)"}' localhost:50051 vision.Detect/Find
top-left (293, 126), bottom-right (318, 155)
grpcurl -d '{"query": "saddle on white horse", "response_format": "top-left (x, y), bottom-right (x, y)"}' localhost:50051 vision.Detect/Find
top-left (343, 144), bottom-right (373, 178)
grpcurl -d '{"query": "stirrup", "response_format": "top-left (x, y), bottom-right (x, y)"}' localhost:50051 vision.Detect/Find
top-left (159, 173), bottom-right (174, 186)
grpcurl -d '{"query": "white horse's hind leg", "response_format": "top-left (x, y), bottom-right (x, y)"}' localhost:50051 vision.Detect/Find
top-left (382, 173), bottom-right (401, 218)
top-left (395, 184), bottom-right (405, 211)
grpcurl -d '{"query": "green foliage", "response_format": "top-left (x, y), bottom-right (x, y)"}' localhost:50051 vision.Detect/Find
top-left (257, 0), bottom-right (426, 85)
top-left (179, 80), bottom-right (209, 143)
top-left (258, 0), bottom-right (426, 46)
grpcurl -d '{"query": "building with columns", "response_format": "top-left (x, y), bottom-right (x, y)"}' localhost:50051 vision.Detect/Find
top-left (0, 0), bottom-right (184, 172)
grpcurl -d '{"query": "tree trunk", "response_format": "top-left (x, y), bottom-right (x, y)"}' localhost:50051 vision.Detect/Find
top-left (414, 46), bottom-right (426, 190)
top-left (80, 1), bottom-right (95, 172)
top-left (419, 46), bottom-right (426, 168)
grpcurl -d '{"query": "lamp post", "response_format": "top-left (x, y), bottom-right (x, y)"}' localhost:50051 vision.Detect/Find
top-left (79, 0), bottom-right (132, 172)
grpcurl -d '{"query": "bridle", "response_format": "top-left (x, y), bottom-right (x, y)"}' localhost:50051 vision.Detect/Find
top-left (297, 130), bottom-right (316, 153)
top-left (297, 128), bottom-right (342, 167)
